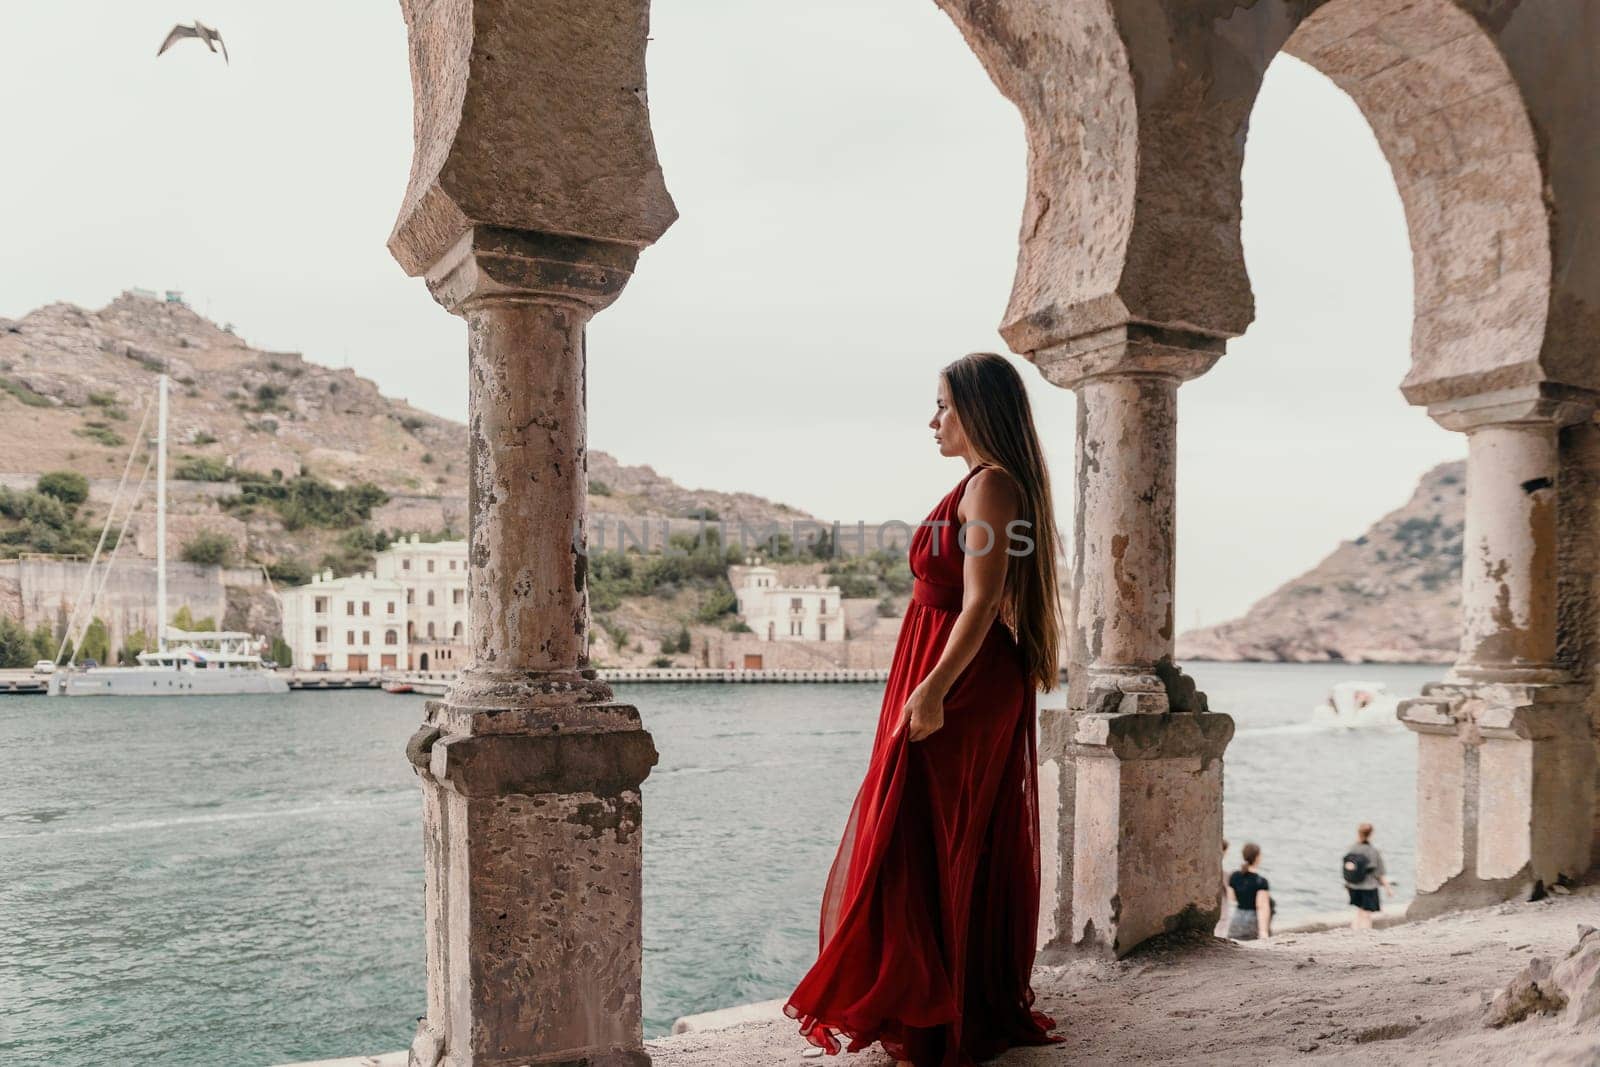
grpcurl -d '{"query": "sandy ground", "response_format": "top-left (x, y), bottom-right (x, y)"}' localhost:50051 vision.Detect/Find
top-left (650, 886), bottom-right (1600, 1066)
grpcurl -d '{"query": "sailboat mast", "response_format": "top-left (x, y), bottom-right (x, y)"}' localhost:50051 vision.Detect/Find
top-left (156, 374), bottom-right (168, 653)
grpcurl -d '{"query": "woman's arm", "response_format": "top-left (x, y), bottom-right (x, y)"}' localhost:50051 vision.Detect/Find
top-left (902, 469), bottom-right (1020, 741)
top-left (1258, 891), bottom-right (1272, 938)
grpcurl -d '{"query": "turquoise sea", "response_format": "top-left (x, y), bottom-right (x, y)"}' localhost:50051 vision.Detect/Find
top-left (1, 662), bottom-right (1430, 1066)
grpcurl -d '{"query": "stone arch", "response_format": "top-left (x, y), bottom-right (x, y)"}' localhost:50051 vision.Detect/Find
top-left (935, 0), bottom-right (1561, 404)
top-left (1283, 0), bottom-right (1548, 405)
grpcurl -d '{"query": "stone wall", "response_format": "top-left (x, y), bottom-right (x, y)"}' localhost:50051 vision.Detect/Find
top-left (0, 557), bottom-right (264, 657)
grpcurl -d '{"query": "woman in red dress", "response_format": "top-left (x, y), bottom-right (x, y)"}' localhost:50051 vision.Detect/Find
top-left (787, 352), bottom-right (1065, 1066)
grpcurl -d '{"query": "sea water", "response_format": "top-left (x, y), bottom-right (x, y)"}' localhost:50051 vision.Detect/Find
top-left (0, 662), bottom-right (1430, 1066)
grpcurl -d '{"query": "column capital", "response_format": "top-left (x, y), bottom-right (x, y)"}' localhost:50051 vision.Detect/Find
top-left (1032, 322), bottom-right (1224, 390)
top-left (423, 226), bottom-right (641, 316)
top-left (1426, 384), bottom-right (1599, 434)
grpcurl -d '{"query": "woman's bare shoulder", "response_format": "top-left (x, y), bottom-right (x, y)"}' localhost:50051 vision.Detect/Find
top-left (961, 465), bottom-right (1023, 514)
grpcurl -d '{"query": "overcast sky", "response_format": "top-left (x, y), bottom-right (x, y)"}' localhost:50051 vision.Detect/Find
top-left (0, 2), bottom-right (1464, 626)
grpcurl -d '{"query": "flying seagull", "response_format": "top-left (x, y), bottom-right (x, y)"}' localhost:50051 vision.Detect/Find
top-left (157, 20), bottom-right (229, 63)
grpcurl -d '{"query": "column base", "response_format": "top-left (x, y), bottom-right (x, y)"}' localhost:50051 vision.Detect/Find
top-left (1042, 709), bottom-right (1234, 960)
top-left (408, 694), bottom-right (659, 1067)
top-left (1400, 681), bottom-right (1594, 919)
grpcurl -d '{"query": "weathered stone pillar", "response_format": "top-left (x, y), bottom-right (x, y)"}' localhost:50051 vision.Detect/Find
top-left (1400, 388), bottom-right (1597, 917)
top-left (1557, 420), bottom-right (1600, 870)
top-left (387, 1), bottom-right (676, 1063)
top-left (400, 232), bottom-right (660, 1067)
top-left (1036, 334), bottom-right (1234, 959)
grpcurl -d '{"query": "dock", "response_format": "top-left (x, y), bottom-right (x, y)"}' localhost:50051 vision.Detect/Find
top-left (0, 671), bottom-right (48, 693)
top-left (285, 671), bottom-right (382, 690)
top-left (0, 666), bottom-right (889, 696)
top-left (600, 667), bottom-right (887, 684)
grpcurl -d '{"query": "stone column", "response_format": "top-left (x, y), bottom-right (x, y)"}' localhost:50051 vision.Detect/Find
top-left (1400, 388), bottom-right (1596, 918)
top-left (1556, 420), bottom-right (1600, 869)
top-left (1036, 333), bottom-right (1234, 959)
top-left (404, 230), bottom-right (659, 1067)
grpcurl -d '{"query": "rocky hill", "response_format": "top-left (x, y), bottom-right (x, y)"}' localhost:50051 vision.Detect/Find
top-left (0, 292), bottom-right (816, 574)
top-left (1176, 461), bottom-right (1465, 664)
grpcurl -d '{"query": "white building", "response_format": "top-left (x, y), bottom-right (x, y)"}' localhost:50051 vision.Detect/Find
top-left (280, 570), bottom-right (409, 672)
top-left (730, 561), bottom-right (843, 642)
top-left (374, 534), bottom-right (469, 670)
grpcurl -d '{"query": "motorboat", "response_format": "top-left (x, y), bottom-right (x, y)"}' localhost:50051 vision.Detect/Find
top-left (54, 631), bottom-right (289, 696)
top-left (1310, 680), bottom-right (1402, 731)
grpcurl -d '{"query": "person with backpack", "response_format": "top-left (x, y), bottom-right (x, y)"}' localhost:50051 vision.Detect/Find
top-left (1342, 822), bottom-right (1393, 929)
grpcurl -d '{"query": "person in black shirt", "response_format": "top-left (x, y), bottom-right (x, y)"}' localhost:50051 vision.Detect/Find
top-left (1226, 842), bottom-right (1272, 941)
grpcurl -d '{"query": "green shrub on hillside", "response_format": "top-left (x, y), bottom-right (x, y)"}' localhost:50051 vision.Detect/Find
top-left (221, 474), bottom-right (389, 531)
top-left (318, 527), bottom-right (392, 576)
top-left (74, 420), bottom-right (124, 447)
top-left (181, 530), bottom-right (233, 566)
top-left (266, 559), bottom-right (313, 586)
top-left (174, 455), bottom-right (233, 482)
top-left (694, 584), bottom-right (737, 624)
top-left (252, 383), bottom-right (287, 412)
top-left (0, 481), bottom-right (103, 558)
top-left (0, 378), bottom-right (54, 407)
top-left (36, 471), bottom-right (89, 507)
top-left (86, 392), bottom-right (127, 420)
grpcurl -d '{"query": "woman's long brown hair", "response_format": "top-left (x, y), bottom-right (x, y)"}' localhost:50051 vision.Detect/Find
top-left (941, 352), bottom-right (1063, 692)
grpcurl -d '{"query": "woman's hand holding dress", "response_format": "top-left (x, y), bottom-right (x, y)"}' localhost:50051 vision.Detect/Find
top-left (900, 679), bottom-right (946, 741)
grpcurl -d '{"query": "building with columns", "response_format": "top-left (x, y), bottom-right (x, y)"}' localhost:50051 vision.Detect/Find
top-left (729, 562), bottom-right (844, 642)
top-left (279, 570), bottom-right (408, 672)
top-left (382, 2), bottom-right (1600, 1064)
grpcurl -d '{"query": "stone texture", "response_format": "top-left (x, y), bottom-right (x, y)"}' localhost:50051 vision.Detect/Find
top-left (1286, 0), bottom-right (1554, 406)
top-left (1394, 389), bottom-right (1599, 918)
top-left (410, 704), bottom-right (656, 1067)
top-left (1486, 954), bottom-right (1565, 1028)
top-left (400, 235), bottom-right (662, 1064)
top-left (1046, 709), bottom-right (1234, 958)
top-left (1488, 925), bottom-right (1600, 1031)
top-left (389, 5), bottom-right (677, 1061)
top-left (1554, 422), bottom-right (1600, 868)
top-left (929, 0), bottom-right (1600, 408)
top-left (1037, 338), bottom-right (1234, 958)
top-left (389, 0), bottom-right (677, 276)
top-left (1555, 926), bottom-right (1600, 1031)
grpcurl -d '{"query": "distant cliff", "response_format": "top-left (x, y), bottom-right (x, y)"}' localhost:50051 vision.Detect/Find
top-left (1177, 461), bottom-right (1465, 664)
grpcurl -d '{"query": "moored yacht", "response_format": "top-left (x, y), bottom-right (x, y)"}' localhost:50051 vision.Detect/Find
top-left (53, 630), bottom-right (289, 696)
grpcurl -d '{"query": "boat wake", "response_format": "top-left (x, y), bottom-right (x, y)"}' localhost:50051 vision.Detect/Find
top-left (0, 794), bottom-right (416, 840)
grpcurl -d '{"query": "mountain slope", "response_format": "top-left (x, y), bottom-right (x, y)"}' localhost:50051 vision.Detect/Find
top-left (0, 293), bottom-right (815, 553)
top-left (1176, 462), bottom-right (1465, 664)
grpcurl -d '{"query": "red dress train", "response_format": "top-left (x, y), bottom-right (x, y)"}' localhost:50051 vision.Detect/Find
top-left (786, 463), bottom-right (1060, 1066)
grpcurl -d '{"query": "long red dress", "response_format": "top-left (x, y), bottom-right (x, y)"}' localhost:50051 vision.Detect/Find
top-left (786, 462), bottom-right (1060, 1066)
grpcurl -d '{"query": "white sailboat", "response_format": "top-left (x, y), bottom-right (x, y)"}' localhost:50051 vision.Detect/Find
top-left (51, 375), bottom-right (288, 697)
